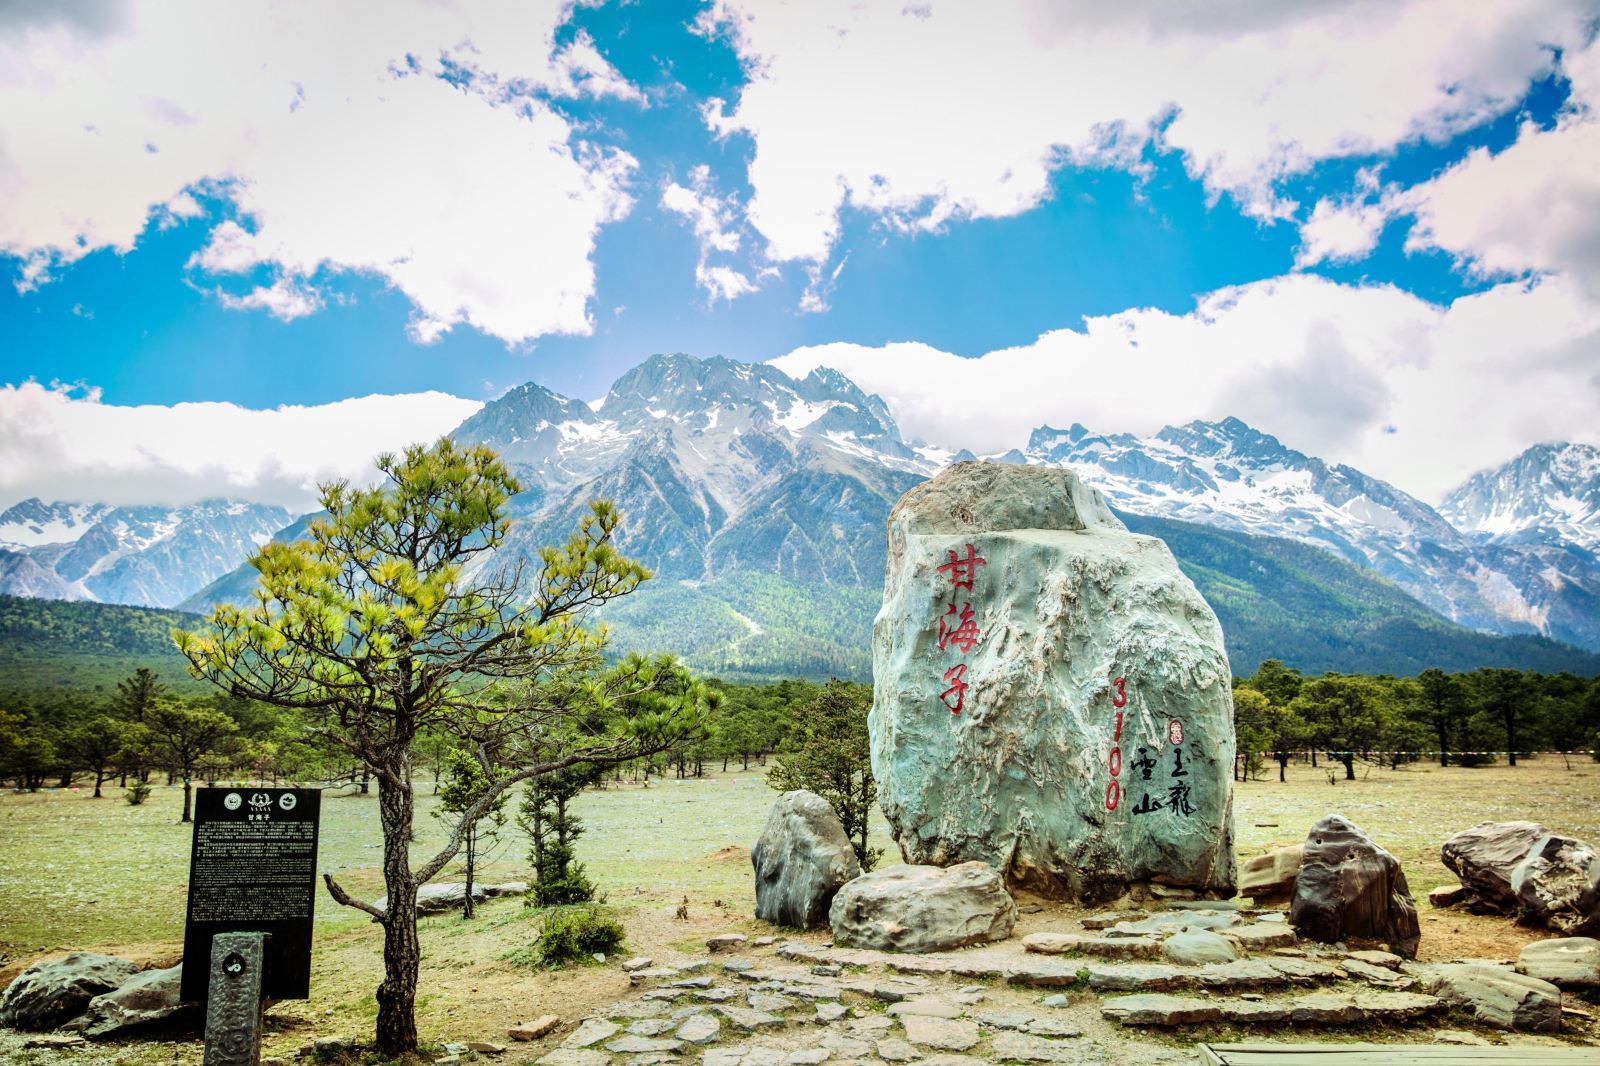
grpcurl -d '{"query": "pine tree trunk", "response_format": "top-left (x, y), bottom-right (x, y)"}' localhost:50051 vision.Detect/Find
top-left (463, 829), bottom-right (476, 920)
top-left (93, 769), bottom-right (104, 798)
top-left (1438, 727), bottom-right (1448, 767)
top-left (374, 771), bottom-right (420, 1056)
top-left (181, 776), bottom-right (193, 823)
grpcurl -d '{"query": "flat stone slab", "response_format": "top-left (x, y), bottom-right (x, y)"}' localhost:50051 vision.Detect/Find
top-left (711, 1005), bottom-right (786, 1031)
top-left (1228, 923), bottom-right (1298, 950)
top-left (1022, 932), bottom-right (1161, 959)
top-left (1103, 990), bottom-right (1443, 1027)
top-left (887, 998), bottom-right (964, 1018)
top-left (605, 1036), bottom-right (684, 1054)
top-left (899, 1015), bottom-right (979, 1050)
top-left (562, 1020), bottom-right (620, 1049)
top-left (1427, 964), bottom-right (1562, 1032)
top-left (676, 1014), bottom-right (722, 1044)
top-left (1102, 994), bottom-right (1222, 1026)
top-left (1340, 958), bottom-right (1411, 986)
top-left (987, 1032), bottom-right (1081, 1062)
top-left (536, 1051), bottom-right (610, 1066)
top-left (1518, 937), bottom-right (1600, 988)
top-left (1108, 911), bottom-right (1240, 937)
top-left (1346, 949), bottom-right (1404, 970)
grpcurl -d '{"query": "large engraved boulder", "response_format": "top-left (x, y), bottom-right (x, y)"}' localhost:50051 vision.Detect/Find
top-left (82, 965), bottom-right (193, 1038)
top-left (752, 790), bottom-right (861, 929)
top-left (1511, 833), bottom-right (1600, 935)
top-left (1440, 821), bottom-right (1547, 914)
top-left (869, 462), bottom-right (1236, 901)
top-left (1289, 815), bottom-right (1420, 958)
top-left (0, 952), bottom-right (139, 1031)
top-left (829, 862), bottom-right (1016, 952)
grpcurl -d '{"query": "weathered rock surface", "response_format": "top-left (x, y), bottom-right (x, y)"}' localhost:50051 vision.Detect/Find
top-left (1427, 964), bottom-right (1562, 1031)
top-left (1289, 815), bottom-right (1420, 958)
top-left (1160, 929), bottom-right (1237, 965)
top-left (751, 790), bottom-right (861, 930)
top-left (1441, 821), bottom-right (1548, 913)
top-left (1427, 883), bottom-right (1466, 908)
top-left (1021, 932), bottom-right (1160, 959)
top-left (1517, 937), bottom-right (1600, 988)
top-left (1238, 844), bottom-right (1302, 903)
top-left (869, 462), bottom-right (1236, 902)
top-left (829, 862), bottom-right (1016, 953)
top-left (0, 952), bottom-right (139, 1031)
top-left (82, 965), bottom-right (190, 1038)
top-left (1511, 833), bottom-right (1600, 934)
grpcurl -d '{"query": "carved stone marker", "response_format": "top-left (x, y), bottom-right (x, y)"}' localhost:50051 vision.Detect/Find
top-left (870, 462), bottom-right (1236, 902)
top-left (203, 932), bottom-right (265, 1066)
top-left (182, 787), bottom-right (321, 1004)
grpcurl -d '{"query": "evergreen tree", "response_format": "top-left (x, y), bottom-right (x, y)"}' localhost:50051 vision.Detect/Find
top-left (518, 760), bottom-right (602, 906)
top-left (768, 679), bottom-right (878, 870)
top-left (434, 747), bottom-right (509, 918)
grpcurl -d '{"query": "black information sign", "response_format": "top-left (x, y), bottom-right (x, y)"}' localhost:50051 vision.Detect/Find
top-left (181, 787), bottom-right (321, 1003)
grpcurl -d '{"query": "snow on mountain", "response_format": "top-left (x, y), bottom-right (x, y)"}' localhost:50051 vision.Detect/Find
top-left (0, 500), bottom-right (111, 550)
top-left (0, 499), bottom-right (292, 608)
top-left (1015, 419), bottom-right (1600, 651)
top-left (1441, 442), bottom-right (1600, 551)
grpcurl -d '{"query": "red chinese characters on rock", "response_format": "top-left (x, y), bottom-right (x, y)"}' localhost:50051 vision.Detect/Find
top-left (1106, 675), bottom-right (1126, 810)
top-left (933, 544), bottom-right (986, 715)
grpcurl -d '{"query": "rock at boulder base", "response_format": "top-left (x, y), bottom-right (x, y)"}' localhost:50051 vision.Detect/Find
top-left (82, 965), bottom-right (190, 1038)
top-left (1238, 845), bottom-right (1302, 903)
top-left (1441, 821), bottom-right (1548, 914)
top-left (870, 462), bottom-right (1236, 902)
top-left (1427, 883), bottom-right (1466, 908)
top-left (829, 862), bottom-right (1016, 953)
top-left (1289, 815), bottom-right (1420, 959)
top-left (1511, 833), bottom-right (1600, 935)
top-left (0, 951), bottom-right (140, 1031)
top-left (1160, 929), bottom-right (1237, 965)
top-left (1427, 964), bottom-right (1562, 1032)
top-left (751, 790), bottom-right (862, 929)
top-left (1517, 937), bottom-right (1600, 988)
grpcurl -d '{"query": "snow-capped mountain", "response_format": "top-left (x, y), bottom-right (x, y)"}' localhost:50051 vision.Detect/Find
top-left (1016, 420), bottom-right (1600, 651)
top-left (1442, 442), bottom-right (1600, 551)
top-left (0, 499), bottom-right (292, 608)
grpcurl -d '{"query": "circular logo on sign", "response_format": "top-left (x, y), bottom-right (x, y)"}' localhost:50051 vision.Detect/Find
top-left (278, 792), bottom-right (297, 812)
top-left (223, 792), bottom-right (242, 811)
top-left (222, 951), bottom-right (246, 977)
top-left (1168, 719), bottom-right (1184, 745)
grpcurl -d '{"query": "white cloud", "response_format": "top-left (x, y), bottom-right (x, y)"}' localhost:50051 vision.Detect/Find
top-left (1400, 39), bottom-right (1600, 295)
top-left (0, 0), bottom-right (641, 343)
top-left (660, 164), bottom-right (759, 303)
top-left (1296, 198), bottom-right (1389, 268)
top-left (700, 0), bottom-right (1589, 263)
top-left (0, 382), bottom-right (483, 511)
top-left (215, 278), bottom-right (323, 322)
top-left (770, 272), bottom-right (1600, 502)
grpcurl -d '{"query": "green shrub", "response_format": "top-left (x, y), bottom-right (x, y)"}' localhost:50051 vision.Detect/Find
top-left (124, 781), bottom-right (152, 805)
top-left (534, 904), bottom-right (625, 968)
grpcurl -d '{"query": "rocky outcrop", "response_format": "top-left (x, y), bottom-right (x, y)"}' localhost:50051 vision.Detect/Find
top-left (829, 862), bottom-right (1016, 953)
top-left (870, 462), bottom-right (1236, 902)
top-left (1440, 821), bottom-right (1547, 913)
top-left (1517, 937), bottom-right (1600, 988)
top-left (1511, 833), bottom-right (1600, 935)
top-left (1237, 844), bottom-right (1302, 903)
top-left (0, 952), bottom-right (139, 1031)
top-left (82, 965), bottom-right (191, 1038)
top-left (751, 790), bottom-right (862, 929)
top-left (1426, 964), bottom-right (1562, 1031)
top-left (1289, 815), bottom-right (1420, 958)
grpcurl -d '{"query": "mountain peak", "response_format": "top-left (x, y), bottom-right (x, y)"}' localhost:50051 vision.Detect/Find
top-left (1442, 440), bottom-right (1600, 550)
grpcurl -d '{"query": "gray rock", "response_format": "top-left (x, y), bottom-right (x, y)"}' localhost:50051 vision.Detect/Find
top-left (709, 934), bottom-right (748, 953)
top-left (1107, 910), bottom-right (1238, 937)
top-left (1228, 923), bottom-right (1297, 950)
top-left (604, 1035), bottom-right (683, 1054)
top-left (1083, 963), bottom-right (1187, 992)
top-left (1101, 994), bottom-right (1221, 1026)
top-left (623, 957), bottom-right (655, 972)
top-left (1428, 884), bottom-right (1466, 908)
top-left (510, 1015), bottom-right (562, 1040)
top-left (784, 1050), bottom-right (829, 1065)
top-left (1427, 964), bottom-right (1562, 1031)
top-left (82, 965), bottom-right (190, 1038)
top-left (886, 998), bottom-right (962, 1019)
top-left (1441, 821), bottom-right (1548, 914)
top-left (1237, 845), bottom-right (1302, 903)
top-left (536, 1052), bottom-right (609, 1066)
top-left (752, 790), bottom-right (862, 930)
top-left (868, 462), bottom-right (1237, 902)
top-left (988, 1032), bottom-right (1079, 1062)
top-left (562, 1019), bottom-right (621, 1048)
top-left (373, 880), bottom-right (527, 916)
top-left (899, 1015), bottom-right (978, 1050)
top-left (1511, 833), bottom-right (1600, 935)
top-left (1285, 993), bottom-right (1362, 1024)
top-left (712, 1005), bottom-right (785, 1031)
top-left (1289, 815), bottom-right (1420, 958)
top-left (0, 951), bottom-right (140, 1031)
top-left (875, 1037), bottom-right (920, 1061)
top-left (828, 862), bottom-right (1016, 953)
top-left (813, 1002), bottom-right (847, 1023)
top-left (1160, 929), bottom-right (1237, 965)
top-left (627, 1018), bottom-right (676, 1037)
top-left (1517, 937), bottom-right (1600, 988)
top-left (1022, 932), bottom-right (1160, 959)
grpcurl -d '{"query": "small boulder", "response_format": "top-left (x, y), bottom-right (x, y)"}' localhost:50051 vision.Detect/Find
top-left (1427, 964), bottom-right (1561, 1032)
top-left (374, 880), bottom-right (527, 916)
top-left (1289, 815), bottom-right (1419, 958)
top-left (1427, 884), bottom-right (1466, 908)
top-left (1441, 821), bottom-right (1548, 914)
top-left (752, 790), bottom-right (862, 930)
top-left (1238, 845), bottom-right (1302, 904)
top-left (1517, 937), bottom-right (1600, 989)
top-left (829, 862), bottom-right (1016, 953)
top-left (1511, 833), bottom-right (1600, 935)
top-left (1160, 929), bottom-right (1237, 966)
top-left (82, 965), bottom-right (190, 1038)
top-left (707, 934), bottom-right (747, 954)
top-left (0, 952), bottom-right (140, 1031)
top-left (510, 1015), bottom-right (561, 1040)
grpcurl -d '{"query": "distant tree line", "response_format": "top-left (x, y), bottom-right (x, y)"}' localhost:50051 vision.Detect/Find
top-left (1232, 660), bottom-right (1600, 781)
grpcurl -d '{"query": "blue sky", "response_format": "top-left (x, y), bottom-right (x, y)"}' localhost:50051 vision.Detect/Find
top-left (1, 0), bottom-right (1598, 506)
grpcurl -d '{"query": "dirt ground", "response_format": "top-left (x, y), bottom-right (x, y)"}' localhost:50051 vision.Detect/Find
top-left (1, 758), bottom-right (1596, 1063)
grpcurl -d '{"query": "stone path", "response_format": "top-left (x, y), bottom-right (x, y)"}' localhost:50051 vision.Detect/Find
top-left (501, 901), bottom-right (1597, 1066)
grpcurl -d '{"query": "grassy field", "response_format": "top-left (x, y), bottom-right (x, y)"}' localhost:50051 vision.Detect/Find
top-left (2, 757), bottom-right (1597, 1058)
